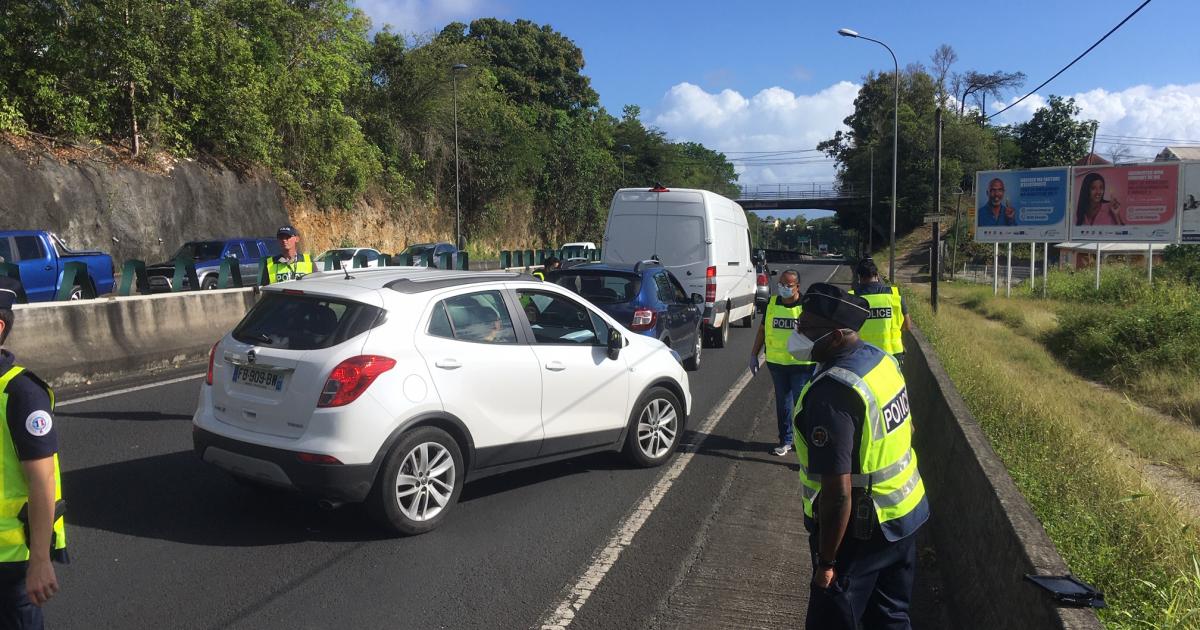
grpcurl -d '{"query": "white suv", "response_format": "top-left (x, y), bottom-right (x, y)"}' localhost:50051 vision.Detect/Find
top-left (193, 268), bottom-right (692, 535)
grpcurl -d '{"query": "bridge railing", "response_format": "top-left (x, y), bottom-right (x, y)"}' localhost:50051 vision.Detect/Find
top-left (737, 182), bottom-right (862, 200)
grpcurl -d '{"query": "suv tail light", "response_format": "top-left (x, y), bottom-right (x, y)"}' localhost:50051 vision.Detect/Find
top-left (630, 308), bottom-right (657, 332)
top-left (317, 355), bottom-right (397, 407)
top-left (705, 265), bottom-right (717, 304)
top-left (206, 342), bottom-right (218, 385)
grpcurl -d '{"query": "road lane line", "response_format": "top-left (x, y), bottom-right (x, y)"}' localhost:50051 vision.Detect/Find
top-left (57, 373), bottom-right (205, 408)
top-left (825, 264), bottom-right (842, 282)
top-left (537, 366), bottom-right (758, 630)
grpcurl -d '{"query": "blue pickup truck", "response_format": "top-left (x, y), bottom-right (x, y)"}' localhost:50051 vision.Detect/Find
top-left (0, 230), bottom-right (116, 301)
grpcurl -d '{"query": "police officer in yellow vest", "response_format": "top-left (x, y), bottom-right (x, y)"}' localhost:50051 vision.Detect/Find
top-left (849, 258), bottom-right (909, 364)
top-left (749, 270), bottom-right (817, 456)
top-left (0, 277), bottom-right (68, 628)
top-left (789, 283), bottom-right (928, 630)
top-left (265, 225), bottom-right (315, 284)
top-left (531, 256), bottom-right (561, 281)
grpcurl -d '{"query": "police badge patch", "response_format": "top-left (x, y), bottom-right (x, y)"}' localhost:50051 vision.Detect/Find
top-left (810, 425), bottom-right (829, 447)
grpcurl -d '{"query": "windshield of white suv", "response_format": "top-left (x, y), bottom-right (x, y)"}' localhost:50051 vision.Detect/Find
top-left (233, 293), bottom-right (384, 350)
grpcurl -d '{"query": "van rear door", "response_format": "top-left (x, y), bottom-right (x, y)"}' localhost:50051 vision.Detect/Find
top-left (603, 191), bottom-right (659, 264)
top-left (654, 192), bottom-right (710, 296)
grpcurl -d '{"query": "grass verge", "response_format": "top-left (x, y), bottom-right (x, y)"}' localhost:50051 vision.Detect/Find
top-left (908, 289), bottom-right (1200, 629)
top-left (937, 282), bottom-right (1200, 484)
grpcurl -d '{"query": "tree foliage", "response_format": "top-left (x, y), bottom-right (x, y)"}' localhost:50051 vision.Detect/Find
top-left (1007, 96), bottom-right (1096, 168)
top-left (0, 9), bottom-right (738, 245)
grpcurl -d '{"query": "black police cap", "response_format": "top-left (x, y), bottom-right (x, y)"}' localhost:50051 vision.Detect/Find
top-left (277, 225), bottom-right (299, 238)
top-left (801, 282), bottom-right (870, 331)
top-left (0, 276), bottom-right (21, 310)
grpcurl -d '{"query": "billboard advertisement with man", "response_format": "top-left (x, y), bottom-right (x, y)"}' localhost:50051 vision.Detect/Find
top-left (973, 168), bottom-right (1070, 242)
top-left (1069, 162), bottom-right (1181, 242)
top-left (1182, 162), bottom-right (1200, 243)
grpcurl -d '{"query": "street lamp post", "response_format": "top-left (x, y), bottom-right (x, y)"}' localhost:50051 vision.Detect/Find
top-left (452, 63), bottom-right (468, 250)
top-left (838, 28), bottom-right (899, 281)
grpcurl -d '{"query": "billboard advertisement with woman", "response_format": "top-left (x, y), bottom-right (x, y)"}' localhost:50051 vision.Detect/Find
top-left (1069, 163), bottom-right (1181, 242)
top-left (973, 167), bottom-right (1070, 242)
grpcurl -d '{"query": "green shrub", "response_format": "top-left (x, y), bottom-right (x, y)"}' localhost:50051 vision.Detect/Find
top-left (1038, 266), bottom-right (1155, 305)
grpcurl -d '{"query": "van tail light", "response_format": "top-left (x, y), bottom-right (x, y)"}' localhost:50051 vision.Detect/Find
top-left (756, 273), bottom-right (768, 286)
top-left (206, 342), bottom-right (218, 386)
top-left (317, 355), bottom-right (397, 407)
top-left (630, 308), bottom-right (658, 332)
top-left (705, 266), bottom-right (717, 304)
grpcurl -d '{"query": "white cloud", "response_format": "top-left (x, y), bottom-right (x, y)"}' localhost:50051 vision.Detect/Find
top-left (651, 81), bottom-right (860, 188)
top-left (353, 0), bottom-right (484, 34)
top-left (993, 83), bottom-right (1200, 162)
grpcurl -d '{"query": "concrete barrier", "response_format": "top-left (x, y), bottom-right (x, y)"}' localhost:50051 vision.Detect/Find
top-left (8, 288), bottom-right (258, 390)
top-left (903, 325), bottom-right (1102, 629)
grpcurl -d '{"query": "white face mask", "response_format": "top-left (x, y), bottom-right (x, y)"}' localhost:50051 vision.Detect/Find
top-left (778, 285), bottom-right (795, 298)
top-left (787, 328), bottom-right (834, 362)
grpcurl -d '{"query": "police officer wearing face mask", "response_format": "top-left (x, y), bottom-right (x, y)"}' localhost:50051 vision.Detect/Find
top-left (0, 277), bottom-right (69, 629)
top-left (789, 283), bottom-right (928, 630)
top-left (748, 270), bottom-right (817, 456)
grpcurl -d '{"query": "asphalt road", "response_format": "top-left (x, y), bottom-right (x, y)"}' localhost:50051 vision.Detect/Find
top-left (46, 262), bottom-right (850, 630)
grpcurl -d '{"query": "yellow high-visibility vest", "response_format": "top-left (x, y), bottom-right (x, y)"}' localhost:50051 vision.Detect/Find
top-left (0, 366), bottom-right (67, 562)
top-left (764, 296), bottom-right (813, 366)
top-left (851, 286), bottom-right (905, 355)
top-left (265, 254), bottom-right (315, 284)
top-left (792, 344), bottom-right (927, 541)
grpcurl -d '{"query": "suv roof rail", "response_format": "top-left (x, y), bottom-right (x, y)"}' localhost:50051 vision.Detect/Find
top-left (632, 258), bottom-right (662, 273)
top-left (383, 270), bottom-right (526, 293)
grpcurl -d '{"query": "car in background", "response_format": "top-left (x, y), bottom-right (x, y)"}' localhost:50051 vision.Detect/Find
top-left (561, 241), bottom-right (597, 251)
top-left (316, 248), bottom-right (384, 270)
top-left (193, 268), bottom-right (691, 536)
top-left (400, 242), bottom-right (458, 268)
top-left (0, 230), bottom-right (115, 301)
top-left (147, 237), bottom-right (279, 292)
top-left (549, 261), bottom-right (704, 371)
top-left (754, 261), bottom-right (772, 313)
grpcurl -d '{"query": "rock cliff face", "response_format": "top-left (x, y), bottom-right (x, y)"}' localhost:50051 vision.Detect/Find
top-left (0, 143), bottom-right (288, 264)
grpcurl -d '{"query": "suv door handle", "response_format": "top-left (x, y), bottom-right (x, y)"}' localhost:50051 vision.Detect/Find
top-left (44, 265), bottom-right (53, 271)
top-left (545, 361), bottom-right (566, 372)
top-left (435, 359), bottom-right (462, 370)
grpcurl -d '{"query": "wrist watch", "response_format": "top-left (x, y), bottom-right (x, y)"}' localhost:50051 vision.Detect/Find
top-left (817, 557), bottom-right (837, 570)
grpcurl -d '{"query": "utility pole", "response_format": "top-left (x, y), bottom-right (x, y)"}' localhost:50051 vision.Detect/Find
top-left (869, 146), bottom-right (874, 254)
top-left (452, 63), bottom-right (468, 250)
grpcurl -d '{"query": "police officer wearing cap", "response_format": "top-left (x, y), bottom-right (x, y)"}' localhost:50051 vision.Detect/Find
top-left (532, 256), bottom-right (561, 281)
top-left (264, 225), bottom-right (315, 284)
top-left (0, 277), bottom-right (68, 629)
top-left (749, 269), bottom-right (817, 456)
top-left (849, 259), bottom-right (909, 363)
top-left (790, 282), bottom-right (928, 630)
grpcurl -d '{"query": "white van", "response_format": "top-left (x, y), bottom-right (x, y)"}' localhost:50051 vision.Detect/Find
top-left (602, 186), bottom-right (756, 348)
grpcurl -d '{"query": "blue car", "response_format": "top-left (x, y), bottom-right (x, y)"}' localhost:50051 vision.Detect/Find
top-left (549, 261), bottom-right (704, 371)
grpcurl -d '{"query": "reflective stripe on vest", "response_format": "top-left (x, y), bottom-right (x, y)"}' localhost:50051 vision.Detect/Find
top-left (764, 296), bottom-right (813, 366)
top-left (792, 345), bottom-right (926, 540)
top-left (265, 254), bottom-right (315, 284)
top-left (0, 366), bottom-right (67, 562)
top-left (852, 286), bottom-right (905, 354)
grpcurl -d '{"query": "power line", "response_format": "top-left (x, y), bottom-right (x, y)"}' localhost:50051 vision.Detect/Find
top-left (989, 0), bottom-right (1152, 120)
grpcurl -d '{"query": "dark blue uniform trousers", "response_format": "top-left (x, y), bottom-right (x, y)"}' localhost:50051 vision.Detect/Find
top-left (806, 529), bottom-right (917, 630)
top-left (0, 564), bottom-right (42, 630)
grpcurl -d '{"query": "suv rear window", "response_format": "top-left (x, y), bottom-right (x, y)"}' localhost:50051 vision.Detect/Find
top-left (233, 293), bottom-right (383, 350)
top-left (552, 271), bottom-right (640, 304)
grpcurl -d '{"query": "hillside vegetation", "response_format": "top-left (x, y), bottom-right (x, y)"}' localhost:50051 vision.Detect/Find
top-left (0, 4), bottom-right (738, 247)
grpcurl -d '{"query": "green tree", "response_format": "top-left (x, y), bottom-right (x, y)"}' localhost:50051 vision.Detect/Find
top-left (1010, 96), bottom-right (1097, 168)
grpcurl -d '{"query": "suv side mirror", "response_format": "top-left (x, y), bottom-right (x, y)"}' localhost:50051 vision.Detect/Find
top-left (691, 293), bottom-right (704, 305)
top-left (607, 329), bottom-right (623, 360)
top-left (769, 269), bottom-right (778, 276)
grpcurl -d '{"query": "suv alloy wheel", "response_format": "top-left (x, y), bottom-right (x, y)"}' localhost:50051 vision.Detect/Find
top-left (369, 426), bottom-right (465, 536)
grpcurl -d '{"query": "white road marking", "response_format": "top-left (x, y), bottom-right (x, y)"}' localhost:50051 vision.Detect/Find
top-left (57, 373), bottom-right (205, 408)
top-left (824, 265), bottom-right (842, 283)
top-left (537, 365), bottom-right (758, 629)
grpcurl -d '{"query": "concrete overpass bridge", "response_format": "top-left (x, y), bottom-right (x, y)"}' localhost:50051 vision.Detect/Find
top-left (735, 182), bottom-right (866, 212)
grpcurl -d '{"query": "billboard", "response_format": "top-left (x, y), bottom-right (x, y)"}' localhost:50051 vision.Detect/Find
top-left (974, 168), bottom-right (1070, 242)
top-left (1182, 162), bottom-right (1200, 243)
top-left (1069, 162), bottom-right (1181, 242)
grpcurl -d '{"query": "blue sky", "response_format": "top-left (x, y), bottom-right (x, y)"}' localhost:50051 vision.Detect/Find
top-left (353, 0), bottom-right (1200, 191)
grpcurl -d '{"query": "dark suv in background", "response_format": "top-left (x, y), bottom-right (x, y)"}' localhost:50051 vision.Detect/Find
top-left (147, 237), bottom-right (280, 291)
top-left (549, 261), bottom-right (704, 370)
